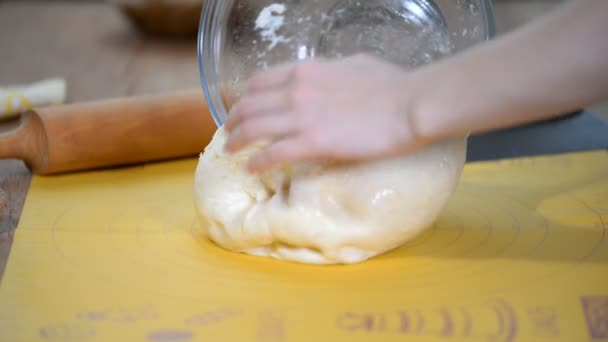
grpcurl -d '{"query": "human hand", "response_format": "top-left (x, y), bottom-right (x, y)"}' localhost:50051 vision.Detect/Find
top-left (224, 54), bottom-right (428, 173)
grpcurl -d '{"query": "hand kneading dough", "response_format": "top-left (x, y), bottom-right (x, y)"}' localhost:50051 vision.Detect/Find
top-left (194, 127), bottom-right (466, 264)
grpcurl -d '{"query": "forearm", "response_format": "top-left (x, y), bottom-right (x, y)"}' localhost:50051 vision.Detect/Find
top-left (409, 0), bottom-right (608, 141)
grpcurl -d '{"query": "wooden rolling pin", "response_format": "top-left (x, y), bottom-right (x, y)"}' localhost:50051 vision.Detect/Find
top-left (0, 89), bottom-right (217, 175)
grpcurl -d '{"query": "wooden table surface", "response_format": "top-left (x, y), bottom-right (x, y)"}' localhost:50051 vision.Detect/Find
top-left (0, 2), bottom-right (202, 280)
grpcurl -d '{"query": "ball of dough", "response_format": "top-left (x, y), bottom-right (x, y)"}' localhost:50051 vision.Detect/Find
top-left (194, 127), bottom-right (466, 264)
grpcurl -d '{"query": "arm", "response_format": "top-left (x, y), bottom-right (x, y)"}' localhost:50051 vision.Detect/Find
top-left (410, 0), bottom-right (608, 141)
top-left (225, 0), bottom-right (608, 172)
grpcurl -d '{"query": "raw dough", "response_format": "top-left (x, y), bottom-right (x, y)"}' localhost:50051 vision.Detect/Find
top-left (194, 127), bottom-right (466, 264)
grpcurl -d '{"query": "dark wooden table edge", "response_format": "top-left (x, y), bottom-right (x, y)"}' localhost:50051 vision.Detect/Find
top-left (0, 161), bottom-right (32, 282)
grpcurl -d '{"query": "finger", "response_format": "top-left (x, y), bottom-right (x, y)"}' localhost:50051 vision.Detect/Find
top-left (247, 137), bottom-right (319, 173)
top-left (224, 113), bottom-right (297, 153)
top-left (224, 104), bottom-right (243, 132)
top-left (225, 90), bottom-right (290, 132)
top-left (248, 63), bottom-right (295, 91)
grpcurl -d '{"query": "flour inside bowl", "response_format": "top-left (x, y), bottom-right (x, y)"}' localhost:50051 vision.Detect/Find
top-left (255, 3), bottom-right (290, 49)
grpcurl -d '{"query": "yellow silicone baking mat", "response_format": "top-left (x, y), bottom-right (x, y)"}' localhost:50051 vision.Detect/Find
top-left (0, 150), bottom-right (607, 341)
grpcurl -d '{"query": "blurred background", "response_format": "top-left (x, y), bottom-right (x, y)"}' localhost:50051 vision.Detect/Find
top-left (1, 0), bottom-right (606, 120)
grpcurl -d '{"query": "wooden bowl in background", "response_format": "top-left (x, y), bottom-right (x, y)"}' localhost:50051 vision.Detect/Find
top-left (109, 0), bottom-right (205, 37)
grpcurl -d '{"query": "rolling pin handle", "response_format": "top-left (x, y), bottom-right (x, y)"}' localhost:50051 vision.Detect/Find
top-left (0, 116), bottom-right (25, 160)
top-left (0, 111), bottom-right (47, 172)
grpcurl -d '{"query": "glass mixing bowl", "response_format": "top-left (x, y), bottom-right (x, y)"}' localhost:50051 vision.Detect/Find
top-left (198, 0), bottom-right (495, 126)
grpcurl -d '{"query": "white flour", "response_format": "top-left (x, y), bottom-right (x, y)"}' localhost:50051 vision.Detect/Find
top-left (255, 3), bottom-right (290, 49)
